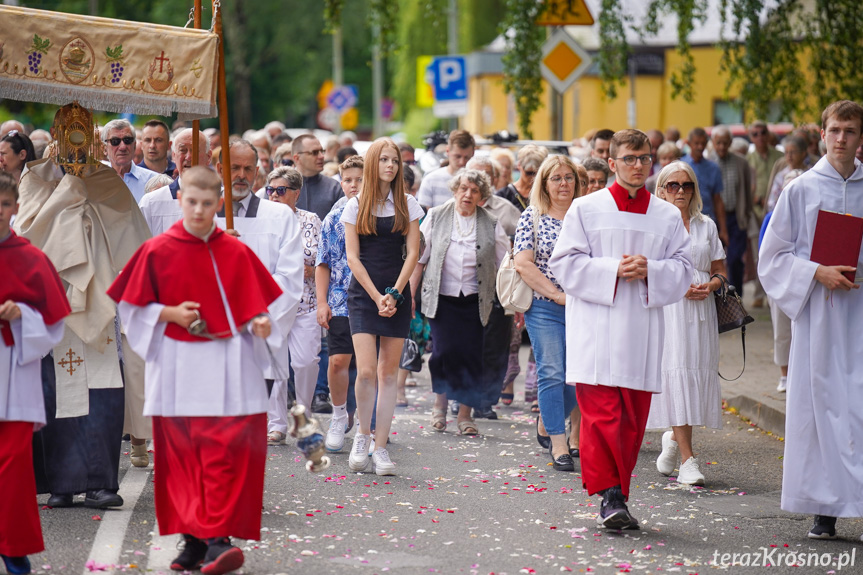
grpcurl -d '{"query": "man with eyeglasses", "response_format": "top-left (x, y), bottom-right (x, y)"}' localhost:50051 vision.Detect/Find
top-left (712, 125), bottom-right (753, 296)
top-left (102, 119), bottom-right (159, 204)
top-left (549, 129), bottom-right (692, 531)
top-left (746, 120), bottom-right (783, 221)
top-left (682, 127), bottom-right (729, 245)
top-left (291, 134), bottom-right (343, 221)
top-left (139, 128), bottom-right (212, 236)
top-left (417, 129), bottom-right (476, 211)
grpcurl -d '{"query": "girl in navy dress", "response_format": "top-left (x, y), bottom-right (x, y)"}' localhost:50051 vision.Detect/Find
top-left (340, 138), bottom-right (423, 475)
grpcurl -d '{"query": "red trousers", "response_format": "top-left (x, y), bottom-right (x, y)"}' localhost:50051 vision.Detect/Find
top-left (576, 384), bottom-right (652, 499)
top-left (152, 414), bottom-right (267, 541)
top-left (0, 421), bottom-right (44, 556)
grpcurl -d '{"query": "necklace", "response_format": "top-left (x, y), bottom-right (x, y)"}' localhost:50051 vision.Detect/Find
top-left (453, 210), bottom-right (476, 237)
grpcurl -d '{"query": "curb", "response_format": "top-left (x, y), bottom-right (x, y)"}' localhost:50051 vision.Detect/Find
top-left (723, 393), bottom-right (786, 437)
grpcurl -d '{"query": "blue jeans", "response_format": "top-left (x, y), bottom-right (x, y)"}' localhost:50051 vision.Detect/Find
top-left (524, 298), bottom-right (576, 436)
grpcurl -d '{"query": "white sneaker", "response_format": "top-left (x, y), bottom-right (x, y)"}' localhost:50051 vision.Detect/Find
top-left (656, 430), bottom-right (680, 476)
top-left (348, 433), bottom-right (371, 472)
top-left (325, 415), bottom-right (348, 452)
top-left (372, 448), bottom-right (396, 476)
top-left (677, 456), bottom-right (705, 485)
top-left (776, 376), bottom-right (787, 392)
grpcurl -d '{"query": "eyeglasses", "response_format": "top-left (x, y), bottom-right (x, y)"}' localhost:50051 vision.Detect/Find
top-left (750, 130), bottom-right (766, 137)
top-left (280, 158), bottom-right (294, 167)
top-left (107, 136), bottom-right (135, 147)
top-left (548, 174), bottom-right (576, 184)
top-left (404, 159), bottom-right (417, 166)
top-left (266, 185), bottom-right (299, 197)
top-left (522, 170), bottom-right (537, 178)
top-left (662, 181), bottom-right (696, 195)
top-left (613, 155), bottom-right (653, 166)
top-left (587, 178), bottom-right (607, 187)
top-left (297, 149), bottom-right (324, 156)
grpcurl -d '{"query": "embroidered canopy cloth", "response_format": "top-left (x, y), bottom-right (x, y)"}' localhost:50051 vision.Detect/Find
top-left (0, 5), bottom-right (218, 118)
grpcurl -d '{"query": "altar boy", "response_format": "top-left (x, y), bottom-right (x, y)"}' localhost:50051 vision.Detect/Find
top-left (0, 173), bottom-right (70, 575)
top-left (107, 167), bottom-right (284, 575)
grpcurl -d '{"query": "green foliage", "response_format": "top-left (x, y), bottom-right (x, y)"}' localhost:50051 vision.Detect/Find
top-left (368, 0), bottom-right (399, 58)
top-left (643, 0), bottom-right (706, 102)
top-left (499, 0), bottom-right (546, 139)
top-left (597, 0), bottom-right (629, 101)
top-left (323, 0), bottom-right (346, 32)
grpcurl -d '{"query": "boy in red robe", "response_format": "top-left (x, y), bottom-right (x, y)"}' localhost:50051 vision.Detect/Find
top-left (107, 167), bottom-right (284, 575)
top-left (0, 173), bottom-right (70, 575)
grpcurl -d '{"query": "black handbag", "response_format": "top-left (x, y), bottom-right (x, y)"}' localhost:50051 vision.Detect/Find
top-left (399, 338), bottom-right (423, 372)
top-left (711, 274), bottom-right (754, 381)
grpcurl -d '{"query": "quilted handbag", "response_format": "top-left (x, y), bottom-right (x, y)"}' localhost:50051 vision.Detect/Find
top-left (712, 274), bottom-right (754, 381)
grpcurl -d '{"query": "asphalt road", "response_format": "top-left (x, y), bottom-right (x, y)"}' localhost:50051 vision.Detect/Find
top-left (33, 376), bottom-right (862, 575)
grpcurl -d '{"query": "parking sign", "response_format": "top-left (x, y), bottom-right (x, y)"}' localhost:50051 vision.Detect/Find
top-left (430, 57), bottom-right (467, 101)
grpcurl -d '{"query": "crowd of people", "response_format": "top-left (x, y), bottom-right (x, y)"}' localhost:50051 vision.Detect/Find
top-left (2, 98), bottom-right (863, 574)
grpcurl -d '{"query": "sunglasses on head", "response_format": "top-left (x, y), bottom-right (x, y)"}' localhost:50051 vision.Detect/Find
top-left (266, 185), bottom-right (298, 196)
top-left (107, 136), bottom-right (135, 147)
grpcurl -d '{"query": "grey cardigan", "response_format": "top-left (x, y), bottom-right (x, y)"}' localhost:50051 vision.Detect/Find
top-left (420, 201), bottom-right (498, 326)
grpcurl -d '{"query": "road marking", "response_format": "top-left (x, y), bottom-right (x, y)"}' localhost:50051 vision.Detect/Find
top-left (147, 529), bottom-right (180, 572)
top-left (82, 468), bottom-right (150, 575)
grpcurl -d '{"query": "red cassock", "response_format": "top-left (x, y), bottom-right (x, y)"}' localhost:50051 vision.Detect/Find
top-left (576, 183), bottom-right (654, 500)
top-left (108, 221), bottom-right (282, 540)
top-left (0, 232), bottom-right (71, 557)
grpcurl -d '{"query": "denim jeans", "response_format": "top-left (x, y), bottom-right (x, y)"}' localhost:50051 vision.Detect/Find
top-left (524, 298), bottom-right (576, 436)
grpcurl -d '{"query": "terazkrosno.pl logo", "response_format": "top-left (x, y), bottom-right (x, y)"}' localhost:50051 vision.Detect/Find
top-left (712, 548), bottom-right (856, 570)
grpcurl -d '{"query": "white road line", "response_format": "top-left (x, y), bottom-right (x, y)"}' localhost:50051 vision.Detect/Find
top-left (147, 529), bottom-right (181, 573)
top-left (81, 468), bottom-right (150, 575)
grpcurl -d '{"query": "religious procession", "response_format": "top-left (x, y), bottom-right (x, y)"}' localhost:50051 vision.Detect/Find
top-left (2, 1), bottom-right (863, 574)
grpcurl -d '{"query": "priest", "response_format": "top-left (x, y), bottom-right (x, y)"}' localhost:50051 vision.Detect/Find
top-left (759, 100), bottom-right (863, 540)
top-left (108, 166), bottom-right (284, 575)
top-left (0, 172), bottom-right (71, 575)
top-left (548, 129), bottom-right (692, 530)
top-left (14, 102), bottom-right (151, 508)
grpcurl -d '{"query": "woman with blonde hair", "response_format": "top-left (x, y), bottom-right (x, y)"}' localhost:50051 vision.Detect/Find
top-left (647, 160), bottom-right (727, 486)
top-left (514, 155), bottom-right (583, 471)
top-left (340, 138), bottom-right (423, 476)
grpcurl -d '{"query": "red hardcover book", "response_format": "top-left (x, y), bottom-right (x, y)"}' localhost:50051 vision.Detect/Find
top-left (810, 210), bottom-right (863, 282)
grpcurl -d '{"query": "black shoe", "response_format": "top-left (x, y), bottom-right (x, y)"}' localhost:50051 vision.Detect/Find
top-left (536, 416), bottom-right (551, 450)
top-left (473, 407), bottom-right (498, 420)
top-left (46, 493), bottom-right (74, 508)
top-left (171, 535), bottom-right (207, 571)
top-left (597, 486), bottom-right (636, 530)
top-left (569, 446), bottom-right (580, 459)
top-left (808, 515), bottom-right (837, 539)
top-left (84, 489), bottom-right (124, 509)
top-left (201, 538), bottom-right (244, 575)
top-left (549, 445), bottom-right (575, 471)
top-left (1, 555), bottom-right (31, 575)
top-left (450, 401), bottom-right (460, 415)
top-left (312, 393), bottom-right (333, 414)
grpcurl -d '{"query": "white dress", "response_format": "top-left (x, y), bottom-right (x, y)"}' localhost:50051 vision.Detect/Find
top-left (647, 215), bottom-right (725, 429)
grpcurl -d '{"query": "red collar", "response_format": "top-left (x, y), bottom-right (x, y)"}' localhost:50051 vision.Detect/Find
top-left (608, 181), bottom-right (650, 215)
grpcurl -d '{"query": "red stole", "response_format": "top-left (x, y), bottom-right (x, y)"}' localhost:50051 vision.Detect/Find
top-left (106, 221), bottom-right (283, 342)
top-left (0, 232), bottom-right (71, 346)
top-left (608, 181), bottom-right (650, 214)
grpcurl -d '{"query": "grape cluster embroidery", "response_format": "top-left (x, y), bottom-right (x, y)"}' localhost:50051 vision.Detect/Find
top-left (27, 34), bottom-right (52, 75)
top-left (105, 45), bottom-right (125, 84)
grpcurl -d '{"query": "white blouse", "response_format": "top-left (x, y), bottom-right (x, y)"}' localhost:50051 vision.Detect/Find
top-left (339, 190), bottom-right (424, 224)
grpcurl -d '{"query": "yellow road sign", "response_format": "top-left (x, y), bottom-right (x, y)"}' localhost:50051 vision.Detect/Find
top-left (340, 107), bottom-right (358, 131)
top-left (540, 30), bottom-right (592, 93)
top-left (536, 0), bottom-right (594, 26)
top-left (416, 55), bottom-right (435, 108)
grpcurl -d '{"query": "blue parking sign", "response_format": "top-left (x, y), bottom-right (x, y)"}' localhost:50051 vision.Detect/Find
top-left (430, 57), bottom-right (467, 101)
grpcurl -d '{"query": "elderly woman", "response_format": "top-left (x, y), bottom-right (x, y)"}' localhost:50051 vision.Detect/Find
top-left (514, 155), bottom-right (582, 471)
top-left (262, 166), bottom-right (323, 445)
top-left (647, 161), bottom-right (727, 486)
top-left (411, 169), bottom-right (510, 435)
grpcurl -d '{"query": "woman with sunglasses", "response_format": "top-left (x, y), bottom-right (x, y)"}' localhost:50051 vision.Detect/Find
top-left (340, 138), bottom-right (423, 476)
top-left (0, 131), bottom-right (37, 182)
top-left (262, 166), bottom-right (323, 445)
top-left (647, 161), bottom-right (727, 486)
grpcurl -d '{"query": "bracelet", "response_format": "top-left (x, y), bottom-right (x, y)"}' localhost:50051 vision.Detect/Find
top-left (385, 287), bottom-right (405, 306)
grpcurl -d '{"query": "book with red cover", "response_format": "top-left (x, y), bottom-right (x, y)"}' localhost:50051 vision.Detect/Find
top-left (810, 210), bottom-right (863, 282)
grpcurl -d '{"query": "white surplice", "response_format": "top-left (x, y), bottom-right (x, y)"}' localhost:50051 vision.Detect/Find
top-left (758, 156), bottom-right (863, 517)
top-left (548, 190), bottom-right (693, 392)
top-left (0, 304), bottom-right (64, 424)
top-left (139, 185), bottom-right (181, 236)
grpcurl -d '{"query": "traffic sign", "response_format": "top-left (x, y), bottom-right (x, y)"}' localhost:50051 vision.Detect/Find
top-left (536, 0), bottom-right (594, 26)
top-left (429, 56), bottom-right (467, 101)
top-left (416, 56), bottom-right (435, 108)
top-left (317, 106), bottom-right (340, 131)
top-left (540, 30), bottom-right (592, 93)
top-left (327, 85), bottom-right (358, 113)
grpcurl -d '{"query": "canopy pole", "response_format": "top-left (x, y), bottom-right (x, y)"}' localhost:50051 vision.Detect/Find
top-left (213, 0), bottom-right (233, 230)
top-left (191, 0), bottom-right (202, 167)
